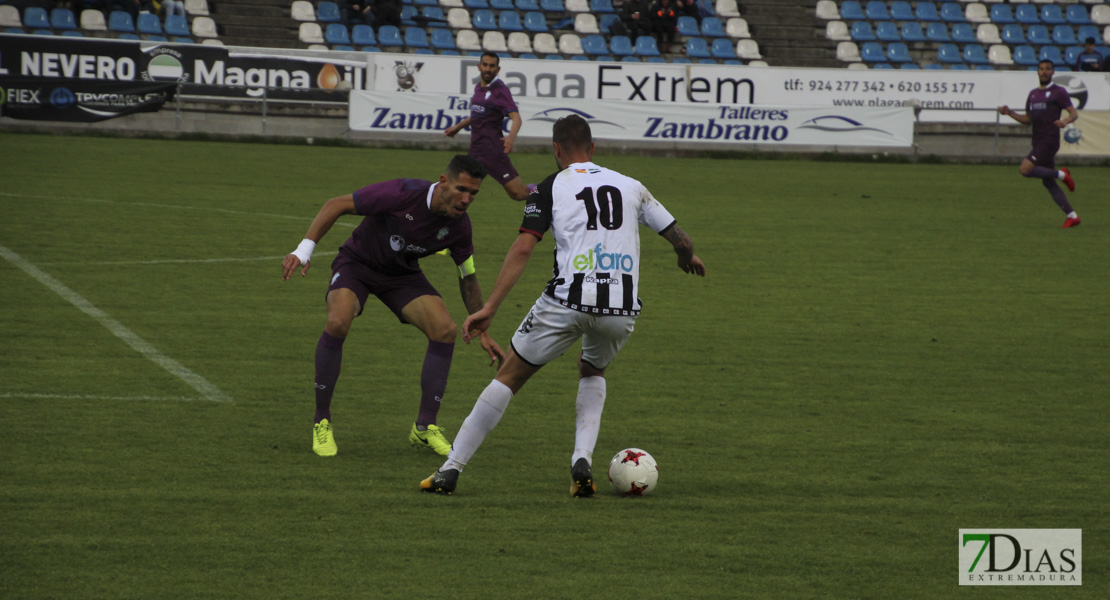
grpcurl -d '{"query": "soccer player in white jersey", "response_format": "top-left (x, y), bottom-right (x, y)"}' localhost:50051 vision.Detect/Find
top-left (420, 114), bottom-right (706, 496)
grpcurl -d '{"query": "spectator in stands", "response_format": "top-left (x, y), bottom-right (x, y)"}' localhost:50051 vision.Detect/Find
top-left (345, 0), bottom-right (375, 27)
top-left (162, 0), bottom-right (186, 17)
top-left (622, 0), bottom-right (651, 42)
top-left (109, 0), bottom-right (140, 21)
top-left (649, 0), bottom-right (678, 53)
top-left (1075, 38), bottom-right (1104, 73)
top-left (679, 0), bottom-right (700, 22)
top-left (372, 0), bottom-right (402, 30)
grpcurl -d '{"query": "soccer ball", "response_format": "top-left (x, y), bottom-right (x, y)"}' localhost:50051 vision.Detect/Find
top-left (607, 448), bottom-right (659, 496)
top-left (1063, 126), bottom-right (1082, 145)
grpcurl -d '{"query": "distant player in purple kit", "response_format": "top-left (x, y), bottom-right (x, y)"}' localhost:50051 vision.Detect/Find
top-left (282, 155), bottom-right (506, 458)
top-left (443, 52), bottom-right (535, 201)
top-left (998, 60), bottom-right (1081, 228)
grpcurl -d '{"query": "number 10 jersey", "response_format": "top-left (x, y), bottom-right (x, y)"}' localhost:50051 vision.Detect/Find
top-left (519, 161), bottom-right (676, 316)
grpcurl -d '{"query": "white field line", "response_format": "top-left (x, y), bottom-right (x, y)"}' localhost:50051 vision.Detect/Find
top-left (0, 244), bottom-right (231, 403)
top-left (37, 251), bottom-right (338, 267)
top-left (0, 393), bottom-right (209, 403)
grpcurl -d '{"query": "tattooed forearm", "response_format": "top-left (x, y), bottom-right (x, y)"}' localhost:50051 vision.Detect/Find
top-left (459, 274), bottom-right (485, 314)
top-left (661, 224), bottom-right (694, 260)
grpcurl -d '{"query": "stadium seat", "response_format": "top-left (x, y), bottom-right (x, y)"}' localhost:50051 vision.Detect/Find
top-left (1054, 26), bottom-right (1078, 46)
top-left (840, 1), bottom-right (864, 21)
top-left (581, 33), bottom-right (606, 55)
top-left (50, 8), bottom-right (77, 30)
top-left (876, 22), bottom-right (900, 42)
top-left (440, 0), bottom-right (464, 7)
top-left (184, 0), bottom-right (209, 16)
top-left (676, 15), bottom-right (699, 37)
top-left (324, 23), bottom-right (350, 44)
top-left (963, 44), bottom-right (989, 64)
top-left (192, 16), bottom-right (216, 38)
top-left (464, 0), bottom-right (489, 8)
top-left (872, 63), bottom-right (893, 69)
top-left (523, 11), bottom-right (547, 32)
top-left (714, 0), bottom-right (739, 18)
top-left (1002, 24), bottom-right (1025, 45)
top-left (565, 0), bottom-right (588, 12)
top-left (291, 1), bottom-right (315, 22)
top-left (1068, 6), bottom-right (1092, 26)
top-left (890, 1), bottom-right (914, 22)
top-left (429, 27), bottom-right (456, 49)
top-left (298, 22), bottom-right (323, 43)
top-left (621, 55), bottom-right (641, 63)
top-left (404, 26), bottom-right (429, 48)
top-left (316, 1), bottom-right (341, 23)
top-left (79, 9), bottom-right (106, 31)
top-left (709, 37), bottom-right (735, 60)
top-left (989, 4), bottom-right (1014, 25)
top-left (965, 3), bottom-right (989, 24)
top-left (599, 13), bottom-right (621, 34)
top-left (507, 31), bottom-right (532, 53)
top-left (937, 43), bottom-right (962, 63)
top-left (726, 18), bottom-right (750, 38)
top-left (735, 38), bottom-right (760, 59)
top-left (473, 9), bottom-right (496, 30)
top-left (865, 1), bottom-right (889, 20)
top-left (826, 20), bottom-right (850, 42)
top-left (977, 24), bottom-right (1000, 45)
top-left (165, 14), bottom-right (190, 36)
top-left (447, 8), bottom-right (471, 29)
top-left (558, 32), bottom-right (583, 55)
top-left (1064, 45), bottom-right (1083, 67)
top-left (816, 0), bottom-right (838, 20)
top-left (939, 3), bottom-right (965, 23)
top-left (635, 35), bottom-right (660, 57)
top-left (481, 30), bottom-right (507, 52)
top-left (117, 32), bottom-right (139, 40)
top-left (899, 63), bottom-right (920, 70)
top-left (574, 12), bottom-right (598, 34)
top-left (490, 0), bottom-right (514, 9)
top-left (608, 34), bottom-right (633, 56)
top-left (837, 41), bottom-right (862, 62)
top-left (516, 0), bottom-right (539, 9)
top-left (916, 2), bottom-right (940, 23)
top-left (540, 0), bottom-right (564, 12)
top-left (456, 29), bottom-right (481, 50)
top-left (106, 10), bottom-right (133, 33)
top-left (1028, 25), bottom-right (1051, 46)
top-left (685, 37), bottom-right (711, 58)
top-left (353, 24), bottom-right (377, 46)
top-left (1016, 5), bottom-right (1039, 25)
top-left (901, 22), bottom-right (926, 43)
top-left (951, 24), bottom-right (976, 43)
top-left (22, 6), bottom-right (48, 29)
top-left (988, 44), bottom-right (1014, 66)
top-left (1013, 45), bottom-right (1038, 66)
top-left (1, 5), bottom-right (23, 29)
top-left (1077, 25), bottom-right (1101, 45)
top-left (700, 16), bottom-right (724, 38)
top-left (1092, 6), bottom-right (1110, 27)
top-left (378, 25), bottom-right (402, 47)
top-left (860, 41), bottom-right (885, 62)
top-left (1041, 5), bottom-right (1065, 26)
top-left (137, 12), bottom-right (162, 35)
top-left (887, 42), bottom-right (911, 63)
top-left (399, 5), bottom-right (418, 27)
top-left (533, 32), bottom-right (558, 53)
top-left (926, 23), bottom-right (950, 43)
top-left (590, 0), bottom-right (614, 13)
top-left (851, 22), bottom-right (876, 42)
top-left (1039, 45), bottom-right (1063, 65)
top-left (421, 6), bottom-right (447, 26)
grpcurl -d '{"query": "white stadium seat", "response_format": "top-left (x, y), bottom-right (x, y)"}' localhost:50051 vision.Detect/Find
top-left (447, 8), bottom-right (471, 29)
top-left (826, 20), bottom-right (850, 42)
top-left (456, 29), bottom-right (481, 50)
top-left (837, 41), bottom-right (861, 62)
top-left (715, 0), bottom-right (739, 18)
top-left (80, 8), bottom-right (107, 31)
top-left (726, 17), bottom-right (750, 39)
top-left (507, 31), bottom-right (533, 54)
top-left (735, 39), bottom-right (761, 59)
top-left (574, 13), bottom-right (598, 34)
top-left (988, 44), bottom-right (1014, 65)
top-left (965, 3), bottom-right (990, 23)
top-left (558, 32), bottom-right (583, 55)
top-left (192, 16), bottom-right (217, 38)
top-left (298, 22), bottom-right (323, 43)
top-left (533, 32), bottom-right (558, 54)
top-left (0, 5), bottom-right (21, 28)
top-left (816, 0), bottom-right (839, 20)
top-left (291, 0), bottom-right (315, 22)
top-left (482, 31), bottom-right (508, 52)
top-left (977, 24), bottom-right (1001, 44)
top-left (185, 0), bottom-right (209, 16)
top-left (566, 0), bottom-right (589, 12)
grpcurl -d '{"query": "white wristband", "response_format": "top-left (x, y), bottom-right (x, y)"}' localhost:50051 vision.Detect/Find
top-left (291, 238), bottom-right (316, 265)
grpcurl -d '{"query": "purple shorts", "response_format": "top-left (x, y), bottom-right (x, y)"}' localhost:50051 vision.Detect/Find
top-left (327, 252), bottom-right (440, 323)
top-left (471, 143), bottom-right (519, 184)
top-left (1026, 144), bottom-right (1058, 169)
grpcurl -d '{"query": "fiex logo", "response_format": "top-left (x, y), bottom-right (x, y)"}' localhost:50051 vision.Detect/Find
top-left (573, 244), bottom-right (635, 273)
top-left (959, 529), bottom-right (1081, 586)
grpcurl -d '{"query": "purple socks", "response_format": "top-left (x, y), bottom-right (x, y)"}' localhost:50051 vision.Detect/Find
top-left (314, 331), bottom-right (345, 423)
top-left (416, 340), bottom-right (455, 427)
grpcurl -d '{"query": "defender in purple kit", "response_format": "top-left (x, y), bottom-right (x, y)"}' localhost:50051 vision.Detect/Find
top-left (443, 52), bottom-right (535, 201)
top-left (282, 155), bottom-right (506, 458)
top-left (998, 60), bottom-right (1082, 228)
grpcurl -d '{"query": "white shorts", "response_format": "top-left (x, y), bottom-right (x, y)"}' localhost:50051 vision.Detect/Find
top-left (510, 295), bottom-right (638, 369)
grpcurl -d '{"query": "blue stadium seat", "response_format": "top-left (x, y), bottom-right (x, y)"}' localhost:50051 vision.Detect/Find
top-left (404, 27), bottom-right (429, 48)
top-left (1016, 5), bottom-right (1039, 26)
top-left (143, 33), bottom-right (163, 41)
top-left (609, 35), bottom-right (633, 56)
top-left (864, 1), bottom-right (889, 21)
top-left (861, 42), bottom-right (885, 62)
top-left (317, 1), bottom-right (341, 23)
top-left (887, 42), bottom-right (911, 63)
top-left (1065, 45), bottom-right (1083, 67)
top-left (172, 36), bottom-right (194, 43)
top-left (325, 23), bottom-right (350, 45)
top-left (499, 11), bottom-right (523, 31)
top-left (923, 63), bottom-right (943, 70)
top-left (352, 24), bottom-right (376, 46)
top-left (889, 1), bottom-right (913, 22)
top-left (107, 11), bottom-right (134, 33)
top-left (1067, 6), bottom-right (1091, 26)
top-left (1039, 46), bottom-right (1063, 65)
top-left (415, 0), bottom-right (439, 5)
top-left (464, 0), bottom-right (489, 8)
top-left (523, 11), bottom-right (547, 32)
top-left (900, 63), bottom-right (920, 70)
top-left (676, 16), bottom-right (699, 37)
top-left (23, 6), bottom-right (49, 29)
top-left (518, 52), bottom-right (537, 59)
top-left (539, 0), bottom-right (563, 12)
top-left (840, 1), bottom-right (864, 21)
top-left (989, 4), bottom-right (1013, 25)
top-left (710, 37), bottom-right (735, 59)
top-left (49, 8), bottom-right (76, 30)
top-left (490, 0), bottom-right (514, 9)
top-left (685, 37), bottom-right (711, 58)
top-left (599, 13), bottom-right (621, 34)
top-left (118, 32), bottom-right (139, 40)
top-left (400, 5), bottom-right (418, 27)
top-left (422, 6), bottom-right (447, 25)
top-left (622, 56), bottom-right (641, 62)
top-left (1053, 26), bottom-right (1077, 47)
top-left (701, 17), bottom-right (724, 38)
top-left (516, 0), bottom-right (539, 10)
top-left (430, 27), bottom-right (455, 49)
top-left (1001, 24), bottom-right (1025, 45)
top-left (939, 3), bottom-right (964, 23)
top-left (590, 0), bottom-right (614, 13)
top-left (963, 44), bottom-right (988, 65)
top-left (915, 2), bottom-right (939, 23)
top-left (378, 25), bottom-right (402, 46)
top-left (582, 33), bottom-right (606, 55)
top-left (1027, 25), bottom-right (1051, 46)
top-left (137, 12), bottom-right (162, 35)
top-left (850, 22), bottom-right (876, 42)
top-left (948, 64), bottom-right (969, 70)
top-left (570, 54), bottom-right (589, 61)
top-left (1077, 26), bottom-right (1101, 46)
top-left (165, 15), bottom-right (190, 37)
top-left (1013, 45), bottom-right (1038, 66)
top-left (951, 24), bottom-right (975, 44)
top-left (937, 43), bottom-right (962, 63)
top-left (635, 35), bottom-right (660, 57)
top-left (1041, 5), bottom-right (1065, 26)
top-left (926, 23), bottom-right (949, 43)
top-left (901, 23), bottom-right (926, 43)
top-left (333, 45), bottom-right (355, 51)
top-left (473, 9), bottom-right (496, 30)
top-left (872, 63), bottom-right (893, 69)
top-left (876, 22), bottom-right (899, 42)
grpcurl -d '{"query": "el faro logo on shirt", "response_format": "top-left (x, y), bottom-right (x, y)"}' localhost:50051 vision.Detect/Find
top-left (573, 244), bottom-right (635, 272)
top-left (959, 529), bottom-right (1081, 586)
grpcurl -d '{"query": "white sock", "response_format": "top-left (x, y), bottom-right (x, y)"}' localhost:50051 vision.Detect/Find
top-left (1067, 211), bottom-right (1078, 219)
top-left (1058, 170), bottom-right (1067, 180)
top-left (442, 379), bottom-right (513, 472)
top-left (571, 376), bottom-right (606, 467)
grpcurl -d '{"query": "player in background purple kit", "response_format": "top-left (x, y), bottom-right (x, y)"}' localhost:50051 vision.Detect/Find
top-left (282, 155), bottom-right (506, 458)
top-left (443, 52), bottom-right (535, 201)
top-left (998, 60), bottom-right (1082, 228)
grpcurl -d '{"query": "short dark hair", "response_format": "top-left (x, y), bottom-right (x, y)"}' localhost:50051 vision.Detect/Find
top-left (1086, 37), bottom-right (1097, 45)
top-left (447, 154), bottom-right (486, 180)
top-left (1038, 59), bottom-right (1055, 68)
top-left (552, 114), bottom-right (593, 153)
top-left (480, 52), bottom-right (500, 66)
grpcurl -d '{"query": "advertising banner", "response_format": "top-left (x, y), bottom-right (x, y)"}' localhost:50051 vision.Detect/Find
top-left (1057, 111), bottom-right (1110, 156)
top-left (0, 77), bottom-right (174, 122)
top-left (350, 90), bottom-right (915, 147)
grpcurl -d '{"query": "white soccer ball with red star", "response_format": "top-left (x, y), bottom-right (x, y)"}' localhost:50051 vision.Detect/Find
top-left (607, 448), bottom-right (659, 496)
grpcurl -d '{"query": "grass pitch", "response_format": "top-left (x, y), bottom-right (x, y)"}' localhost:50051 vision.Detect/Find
top-left (1, 133), bottom-right (1106, 599)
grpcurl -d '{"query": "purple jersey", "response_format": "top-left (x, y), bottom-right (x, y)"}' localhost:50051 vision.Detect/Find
top-left (468, 79), bottom-right (518, 153)
top-left (1026, 83), bottom-right (1073, 152)
top-left (339, 178), bottom-right (474, 276)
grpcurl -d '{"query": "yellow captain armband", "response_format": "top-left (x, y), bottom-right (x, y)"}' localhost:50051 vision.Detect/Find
top-left (457, 255), bottom-right (476, 279)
